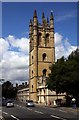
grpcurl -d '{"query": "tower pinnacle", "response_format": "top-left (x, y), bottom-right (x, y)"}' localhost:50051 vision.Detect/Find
top-left (50, 10), bottom-right (54, 20)
top-left (34, 9), bottom-right (37, 18)
top-left (42, 12), bottom-right (45, 19)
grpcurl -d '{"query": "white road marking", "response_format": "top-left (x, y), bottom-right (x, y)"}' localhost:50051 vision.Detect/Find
top-left (59, 109), bottom-right (67, 113)
top-left (35, 110), bottom-right (43, 114)
top-left (51, 115), bottom-right (67, 120)
top-left (11, 115), bottom-right (20, 120)
top-left (27, 108), bottom-right (32, 111)
top-left (3, 112), bottom-right (8, 115)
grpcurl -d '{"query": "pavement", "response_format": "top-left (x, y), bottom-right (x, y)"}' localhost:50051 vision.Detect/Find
top-left (35, 103), bottom-right (79, 114)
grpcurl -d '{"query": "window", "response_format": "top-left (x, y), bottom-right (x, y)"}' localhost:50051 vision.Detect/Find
top-left (32, 70), bottom-right (33, 77)
top-left (42, 69), bottom-right (47, 76)
top-left (42, 53), bottom-right (47, 61)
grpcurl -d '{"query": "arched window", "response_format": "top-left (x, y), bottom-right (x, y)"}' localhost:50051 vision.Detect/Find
top-left (42, 53), bottom-right (47, 61)
top-left (42, 69), bottom-right (47, 76)
top-left (32, 56), bottom-right (33, 63)
top-left (32, 70), bottom-right (33, 77)
top-left (38, 33), bottom-right (41, 46)
top-left (45, 34), bottom-right (49, 46)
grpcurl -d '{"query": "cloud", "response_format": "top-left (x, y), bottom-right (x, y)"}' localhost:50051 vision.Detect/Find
top-left (0, 36), bottom-right (29, 85)
top-left (0, 34), bottom-right (77, 85)
top-left (55, 11), bottom-right (76, 22)
top-left (54, 32), bottom-right (77, 60)
top-left (0, 38), bottom-right (9, 60)
top-left (6, 35), bottom-right (29, 54)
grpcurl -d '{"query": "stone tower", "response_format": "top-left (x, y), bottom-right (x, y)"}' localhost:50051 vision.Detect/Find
top-left (29, 10), bottom-right (55, 102)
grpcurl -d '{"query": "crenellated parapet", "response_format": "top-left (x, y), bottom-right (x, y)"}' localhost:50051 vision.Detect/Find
top-left (29, 10), bottom-right (54, 51)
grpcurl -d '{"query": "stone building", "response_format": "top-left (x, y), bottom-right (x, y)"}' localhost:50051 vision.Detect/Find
top-left (16, 82), bottom-right (29, 102)
top-left (17, 10), bottom-right (65, 105)
top-left (29, 10), bottom-right (65, 104)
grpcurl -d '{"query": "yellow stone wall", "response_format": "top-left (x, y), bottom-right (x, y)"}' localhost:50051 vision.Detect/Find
top-left (29, 11), bottom-right (55, 102)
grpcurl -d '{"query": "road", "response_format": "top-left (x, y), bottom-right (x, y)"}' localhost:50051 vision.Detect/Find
top-left (2, 101), bottom-right (79, 120)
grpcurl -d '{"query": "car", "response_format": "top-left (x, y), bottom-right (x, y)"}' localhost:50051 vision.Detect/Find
top-left (26, 100), bottom-right (35, 107)
top-left (6, 100), bottom-right (14, 107)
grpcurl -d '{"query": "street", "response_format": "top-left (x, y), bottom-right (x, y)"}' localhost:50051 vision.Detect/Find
top-left (2, 101), bottom-right (79, 120)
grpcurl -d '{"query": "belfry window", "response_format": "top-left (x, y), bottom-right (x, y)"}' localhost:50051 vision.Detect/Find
top-left (42, 53), bottom-right (47, 61)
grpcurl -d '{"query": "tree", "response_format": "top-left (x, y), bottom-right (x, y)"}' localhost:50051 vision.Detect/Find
top-left (47, 49), bottom-right (79, 102)
top-left (2, 81), bottom-right (17, 99)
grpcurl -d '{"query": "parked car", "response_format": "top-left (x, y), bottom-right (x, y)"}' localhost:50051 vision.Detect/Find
top-left (26, 100), bottom-right (35, 107)
top-left (6, 100), bottom-right (14, 107)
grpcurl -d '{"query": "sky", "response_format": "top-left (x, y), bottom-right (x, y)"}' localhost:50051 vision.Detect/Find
top-left (0, 2), bottom-right (77, 85)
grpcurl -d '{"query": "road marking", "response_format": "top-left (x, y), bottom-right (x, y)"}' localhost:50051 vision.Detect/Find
top-left (11, 115), bottom-right (20, 120)
top-left (27, 108), bottom-right (32, 111)
top-left (59, 109), bottom-right (67, 113)
top-left (35, 110), bottom-right (43, 114)
top-left (3, 112), bottom-right (8, 115)
top-left (51, 115), bottom-right (67, 120)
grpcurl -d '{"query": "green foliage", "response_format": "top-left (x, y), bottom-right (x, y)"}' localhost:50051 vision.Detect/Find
top-left (47, 49), bottom-right (79, 98)
top-left (2, 81), bottom-right (17, 99)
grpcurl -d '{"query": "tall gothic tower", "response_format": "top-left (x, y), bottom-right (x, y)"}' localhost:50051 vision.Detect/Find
top-left (29, 10), bottom-right (55, 102)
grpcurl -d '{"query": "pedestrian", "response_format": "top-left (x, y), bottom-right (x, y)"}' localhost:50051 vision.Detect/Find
top-left (71, 98), bottom-right (76, 109)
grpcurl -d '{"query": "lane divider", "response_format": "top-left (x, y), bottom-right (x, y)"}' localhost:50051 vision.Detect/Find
top-left (11, 115), bottom-right (20, 120)
top-left (35, 110), bottom-right (43, 114)
top-left (59, 109), bottom-right (67, 113)
top-left (51, 115), bottom-right (67, 120)
top-left (27, 108), bottom-right (32, 111)
top-left (3, 112), bottom-right (8, 115)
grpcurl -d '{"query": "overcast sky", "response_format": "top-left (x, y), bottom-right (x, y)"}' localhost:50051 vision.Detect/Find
top-left (0, 2), bottom-right (77, 85)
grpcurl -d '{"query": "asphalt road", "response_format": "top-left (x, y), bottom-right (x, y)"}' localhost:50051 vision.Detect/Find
top-left (2, 101), bottom-right (79, 120)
